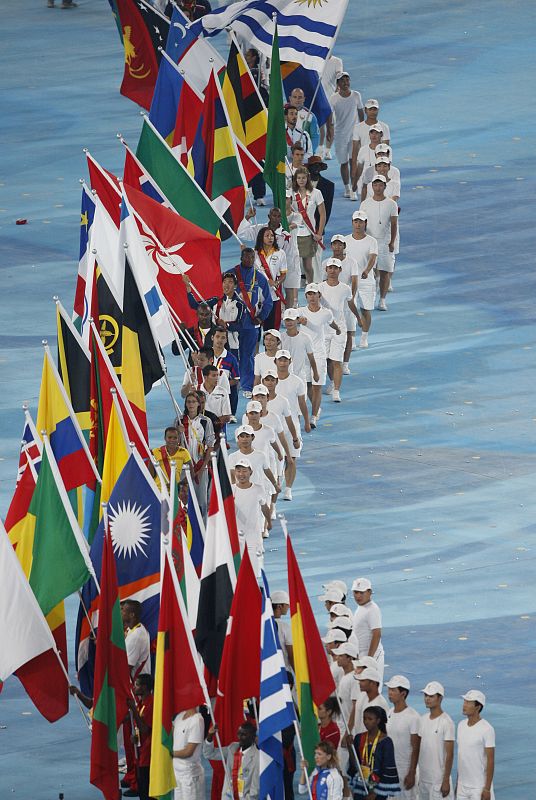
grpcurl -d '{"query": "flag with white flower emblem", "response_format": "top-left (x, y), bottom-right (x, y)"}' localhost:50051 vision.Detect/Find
top-left (75, 450), bottom-right (161, 695)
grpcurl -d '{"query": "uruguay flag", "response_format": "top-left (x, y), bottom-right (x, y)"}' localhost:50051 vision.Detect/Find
top-left (75, 451), bottom-right (161, 695)
top-left (259, 572), bottom-right (297, 800)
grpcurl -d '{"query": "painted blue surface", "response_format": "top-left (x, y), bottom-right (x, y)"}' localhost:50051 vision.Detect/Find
top-left (1, 0), bottom-right (535, 797)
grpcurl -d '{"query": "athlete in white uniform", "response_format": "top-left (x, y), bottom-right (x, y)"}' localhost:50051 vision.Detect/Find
top-left (456, 690), bottom-right (495, 800)
top-left (280, 308), bottom-right (318, 384)
top-left (328, 72), bottom-right (364, 200)
top-left (359, 177), bottom-right (398, 309)
top-left (351, 578), bottom-right (384, 683)
top-left (274, 351), bottom-right (311, 501)
top-left (254, 329), bottom-right (281, 385)
top-left (323, 235), bottom-right (358, 374)
top-left (386, 675), bottom-right (421, 800)
top-left (418, 682), bottom-right (455, 800)
top-left (232, 458), bottom-right (271, 575)
top-left (344, 209), bottom-right (378, 348)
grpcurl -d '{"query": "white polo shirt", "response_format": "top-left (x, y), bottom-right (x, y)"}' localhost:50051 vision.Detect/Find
top-left (418, 711), bottom-right (455, 785)
top-left (297, 306), bottom-right (334, 358)
top-left (457, 718), bottom-right (495, 790)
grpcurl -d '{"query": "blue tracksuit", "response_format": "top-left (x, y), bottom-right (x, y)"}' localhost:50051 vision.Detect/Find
top-left (230, 265), bottom-right (273, 392)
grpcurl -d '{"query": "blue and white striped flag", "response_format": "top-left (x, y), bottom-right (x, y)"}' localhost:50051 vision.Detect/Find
top-left (188, 0), bottom-right (348, 73)
top-left (259, 572), bottom-right (297, 800)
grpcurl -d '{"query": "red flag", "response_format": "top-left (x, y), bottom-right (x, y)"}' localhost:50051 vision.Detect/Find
top-left (216, 447), bottom-right (241, 570)
top-left (90, 524), bottom-right (132, 800)
top-left (122, 181), bottom-right (223, 327)
top-left (214, 549), bottom-right (261, 745)
top-left (114, 0), bottom-right (162, 111)
top-left (87, 152), bottom-right (121, 227)
top-left (173, 80), bottom-right (204, 166)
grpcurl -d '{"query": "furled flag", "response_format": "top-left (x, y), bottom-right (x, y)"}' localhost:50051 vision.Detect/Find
top-left (149, 551), bottom-right (206, 799)
top-left (36, 345), bottom-right (97, 492)
top-left (0, 520), bottom-right (68, 723)
top-left (172, 75), bottom-right (204, 165)
top-left (189, 69), bottom-right (247, 238)
top-left (73, 184), bottom-right (96, 334)
top-left (136, 117), bottom-right (228, 238)
top-left (195, 461), bottom-right (237, 688)
top-left (189, 0), bottom-right (348, 73)
top-left (259, 572), bottom-right (297, 800)
top-left (281, 62), bottom-right (332, 127)
top-left (222, 39), bottom-right (267, 162)
top-left (113, 0), bottom-right (169, 110)
top-left (185, 472), bottom-right (205, 576)
top-left (56, 300), bottom-right (92, 446)
top-left (16, 407), bottom-right (42, 484)
top-left (214, 549), bottom-right (261, 745)
top-left (100, 397), bottom-right (130, 511)
top-left (86, 151), bottom-right (122, 228)
top-left (287, 531), bottom-right (335, 766)
top-left (168, 477), bottom-right (200, 630)
top-left (121, 180), bottom-right (222, 328)
top-left (90, 519), bottom-right (132, 800)
top-left (5, 410), bottom-right (40, 560)
top-left (76, 451), bottom-right (161, 696)
top-left (216, 445), bottom-right (241, 572)
top-left (263, 23), bottom-right (289, 229)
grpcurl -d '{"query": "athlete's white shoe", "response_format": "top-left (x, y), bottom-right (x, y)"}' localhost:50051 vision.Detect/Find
top-left (332, 389), bottom-right (341, 402)
top-left (378, 299), bottom-right (387, 311)
top-left (342, 364), bottom-right (350, 375)
top-left (350, 191), bottom-right (358, 201)
top-left (343, 186), bottom-right (351, 199)
top-left (324, 149), bottom-right (332, 160)
top-left (359, 332), bottom-right (369, 348)
top-left (283, 487), bottom-right (293, 501)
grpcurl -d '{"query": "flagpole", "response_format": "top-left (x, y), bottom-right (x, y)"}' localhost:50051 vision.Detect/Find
top-left (183, 464), bottom-right (207, 539)
top-left (227, 28), bottom-right (268, 113)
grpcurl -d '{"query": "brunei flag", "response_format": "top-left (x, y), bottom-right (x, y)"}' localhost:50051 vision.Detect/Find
top-left (150, 552), bottom-right (206, 799)
top-left (222, 40), bottom-right (267, 162)
top-left (190, 70), bottom-right (246, 239)
top-left (287, 532), bottom-right (335, 766)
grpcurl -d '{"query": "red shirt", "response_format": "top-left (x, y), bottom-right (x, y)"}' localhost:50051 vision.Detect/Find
top-left (137, 694), bottom-right (154, 767)
top-left (319, 720), bottom-right (340, 748)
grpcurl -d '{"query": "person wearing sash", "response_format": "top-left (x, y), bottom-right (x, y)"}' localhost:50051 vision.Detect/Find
top-left (349, 707), bottom-right (400, 799)
top-left (126, 674), bottom-right (154, 800)
top-left (204, 721), bottom-right (260, 800)
top-left (179, 392), bottom-right (215, 519)
top-left (181, 345), bottom-right (231, 399)
top-left (150, 426), bottom-right (191, 488)
top-left (291, 167), bottom-right (326, 285)
top-left (299, 741), bottom-right (344, 800)
top-left (254, 226), bottom-right (288, 331)
top-left (172, 297), bottom-right (218, 363)
top-left (230, 248), bottom-right (273, 398)
top-left (212, 326), bottom-right (240, 421)
top-left (185, 272), bottom-right (245, 358)
top-left (285, 104), bottom-right (313, 159)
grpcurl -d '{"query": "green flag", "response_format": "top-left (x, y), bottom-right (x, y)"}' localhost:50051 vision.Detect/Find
top-left (136, 118), bottom-right (224, 237)
top-left (263, 23), bottom-right (288, 229)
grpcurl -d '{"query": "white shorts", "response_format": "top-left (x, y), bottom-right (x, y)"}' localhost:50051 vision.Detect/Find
top-left (335, 137), bottom-right (352, 165)
top-left (325, 331), bottom-right (346, 362)
top-left (418, 781), bottom-right (453, 800)
top-left (283, 260), bottom-right (301, 290)
top-left (456, 787), bottom-right (494, 800)
top-left (358, 284), bottom-right (376, 311)
top-left (305, 356), bottom-right (327, 386)
top-left (344, 304), bottom-right (357, 333)
top-left (377, 251), bottom-right (396, 273)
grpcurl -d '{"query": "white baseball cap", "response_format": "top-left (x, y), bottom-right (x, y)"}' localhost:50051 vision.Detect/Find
top-left (275, 349), bottom-right (291, 360)
top-left (352, 209), bottom-right (368, 221)
top-left (330, 234), bottom-right (346, 244)
top-left (330, 616), bottom-right (353, 631)
top-left (263, 368), bottom-right (278, 379)
top-left (336, 70), bottom-right (350, 81)
top-left (358, 667), bottom-right (381, 683)
top-left (332, 641), bottom-right (359, 658)
top-left (352, 578), bottom-right (372, 592)
top-left (385, 675), bottom-right (411, 691)
top-left (325, 257), bottom-right (343, 269)
top-left (376, 144), bottom-right (391, 154)
top-left (369, 123), bottom-right (383, 133)
top-left (329, 603), bottom-right (352, 618)
top-left (246, 400), bottom-right (262, 413)
top-left (322, 629), bottom-right (347, 644)
top-left (421, 681), bottom-right (445, 696)
top-left (354, 656), bottom-right (378, 670)
top-left (462, 689), bottom-right (486, 706)
top-left (371, 173), bottom-right (388, 183)
top-left (365, 98), bottom-right (379, 108)
top-left (264, 328), bottom-right (281, 339)
top-left (322, 580), bottom-right (348, 596)
top-left (252, 384), bottom-right (269, 396)
top-left (234, 457), bottom-right (252, 470)
top-left (271, 590), bottom-right (290, 605)
top-left (375, 156), bottom-right (391, 165)
top-left (318, 587), bottom-right (345, 603)
top-left (235, 424), bottom-right (255, 438)
top-left (283, 308), bottom-right (300, 320)
top-left (305, 282), bottom-right (321, 294)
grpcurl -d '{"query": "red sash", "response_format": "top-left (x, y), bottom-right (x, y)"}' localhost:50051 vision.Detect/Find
top-left (232, 748), bottom-right (243, 800)
top-left (285, 126), bottom-right (293, 147)
top-left (294, 192), bottom-right (325, 250)
top-left (235, 267), bottom-right (258, 322)
top-left (258, 251), bottom-right (285, 303)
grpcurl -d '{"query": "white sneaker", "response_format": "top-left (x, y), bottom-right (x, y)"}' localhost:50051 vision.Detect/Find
top-left (343, 186), bottom-right (351, 199)
top-left (262, 529), bottom-right (270, 538)
top-left (229, 415), bottom-right (237, 423)
top-left (324, 149), bottom-right (332, 160)
top-left (310, 415), bottom-right (317, 428)
top-left (378, 299), bottom-right (387, 311)
top-left (316, 406), bottom-right (322, 420)
top-left (388, 282), bottom-right (394, 292)
top-left (271, 508), bottom-right (277, 520)
top-left (324, 382), bottom-right (333, 395)
top-left (359, 333), bottom-right (369, 348)
top-left (351, 340), bottom-right (357, 351)
top-left (332, 389), bottom-right (341, 402)
top-left (342, 363), bottom-right (350, 375)
top-left (350, 190), bottom-right (358, 201)
top-left (283, 487), bottom-right (293, 501)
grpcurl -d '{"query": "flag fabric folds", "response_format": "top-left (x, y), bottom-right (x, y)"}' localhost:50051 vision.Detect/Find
top-left (216, 445), bottom-right (241, 571)
top-left (16, 407), bottom-right (42, 484)
top-left (263, 24), bottom-right (289, 229)
top-left (56, 300), bottom-right (92, 441)
top-left (0, 520), bottom-right (68, 723)
top-left (259, 572), bottom-right (296, 800)
top-left (287, 532), bottom-right (335, 766)
top-left (222, 39), bottom-right (267, 162)
top-left (113, 0), bottom-right (169, 110)
top-left (90, 521), bottom-right (132, 800)
top-left (74, 184), bottom-right (97, 331)
top-left (76, 451), bottom-right (161, 696)
top-left (214, 549), bottom-right (261, 745)
top-left (189, 0), bottom-right (348, 73)
top-left (281, 62), bottom-right (332, 127)
top-left (149, 551), bottom-right (206, 798)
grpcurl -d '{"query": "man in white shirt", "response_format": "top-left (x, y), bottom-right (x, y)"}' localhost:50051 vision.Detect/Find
top-left (200, 365), bottom-right (232, 430)
top-left (228, 424), bottom-right (278, 503)
top-left (289, 87), bottom-right (320, 154)
top-left (344, 209), bottom-right (378, 348)
top-left (271, 589), bottom-right (294, 672)
top-left (351, 577), bottom-right (384, 683)
top-left (386, 675), bottom-right (421, 800)
top-left (352, 98), bottom-right (391, 153)
top-left (253, 329), bottom-right (281, 385)
top-left (280, 307), bottom-right (318, 385)
top-left (323, 235), bottom-right (358, 374)
top-left (328, 72), bottom-right (364, 200)
top-left (274, 350), bottom-right (311, 500)
top-left (319, 258), bottom-right (361, 402)
top-left (353, 124), bottom-right (385, 193)
top-left (352, 667), bottom-right (390, 735)
top-left (298, 283), bottom-right (340, 426)
top-left (362, 155), bottom-right (401, 199)
top-left (359, 176), bottom-right (398, 309)
top-left (172, 707), bottom-right (206, 800)
top-left (418, 682), bottom-right (455, 800)
top-left (333, 640), bottom-right (359, 771)
top-left (262, 369), bottom-right (301, 499)
top-left (232, 459), bottom-right (271, 575)
top-left (456, 690), bottom-right (495, 800)
top-left (322, 628), bottom-right (346, 686)
top-left (121, 599), bottom-right (151, 678)
top-left (285, 104), bottom-right (313, 158)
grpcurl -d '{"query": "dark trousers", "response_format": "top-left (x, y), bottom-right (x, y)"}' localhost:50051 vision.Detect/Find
top-left (263, 299), bottom-right (282, 332)
top-left (238, 327), bottom-right (260, 391)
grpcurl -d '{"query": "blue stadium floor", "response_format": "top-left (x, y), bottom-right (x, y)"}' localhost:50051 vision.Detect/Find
top-left (1, 1), bottom-right (535, 797)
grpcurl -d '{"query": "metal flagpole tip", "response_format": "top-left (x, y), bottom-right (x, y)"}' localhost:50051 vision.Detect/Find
top-left (79, 178), bottom-right (84, 184)
top-left (91, 248), bottom-right (97, 254)
top-left (41, 339), bottom-right (48, 345)
top-left (110, 387), bottom-right (117, 395)
top-left (53, 295), bottom-right (59, 303)
top-left (82, 147), bottom-right (88, 153)
top-left (21, 402), bottom-right (29, 410)
top-left (40, 429), bottom-right (47, 437)
top-left (123, 243), bottom-right (129, 249)
top-left (116, 132), bottom-right (122, 139)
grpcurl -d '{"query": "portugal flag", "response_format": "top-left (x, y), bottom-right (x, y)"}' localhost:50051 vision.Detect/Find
top-left (90, 523), bottom-right (131, 800)
top-left (287, 532), bottom-right (335, 766)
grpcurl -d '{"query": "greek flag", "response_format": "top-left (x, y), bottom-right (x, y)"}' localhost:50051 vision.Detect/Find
top-left (188, 0), bottom-right (348, 73)
top-left (259, 572), bottom-right (297, 800)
